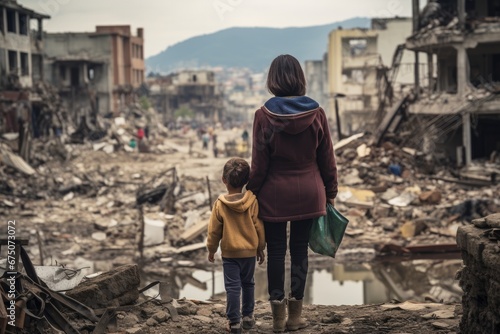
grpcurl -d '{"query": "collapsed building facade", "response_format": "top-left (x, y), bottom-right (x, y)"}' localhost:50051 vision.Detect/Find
top-left (44, 25), bottom-right (145, 121)
top-left (326, 17), bottom-right (423, 136)
top-left (148, 70), bottom-right (223, 125)
top-left (0, 0), bottom-right (49, 159)
top-left (0, 1), bottom-right (49, 132)
top-left (403, 0), bottom-right (500, 166)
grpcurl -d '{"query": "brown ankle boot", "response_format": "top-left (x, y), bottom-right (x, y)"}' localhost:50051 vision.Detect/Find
top-left (270, 299), bottom-right (287, 333)
top-left (286, 297), bottom-right (308, 331)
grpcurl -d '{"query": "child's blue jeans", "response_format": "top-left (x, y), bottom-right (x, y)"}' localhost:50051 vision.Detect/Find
top-left (222, 257), bottom-right (256, 324)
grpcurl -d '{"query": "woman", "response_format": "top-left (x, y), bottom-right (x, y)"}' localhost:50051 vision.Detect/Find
top-left (247, 54), bottom-right (338, 333)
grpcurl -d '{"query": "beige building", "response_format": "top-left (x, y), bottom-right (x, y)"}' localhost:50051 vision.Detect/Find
top-left (327, 18), bottom-right (422, 136)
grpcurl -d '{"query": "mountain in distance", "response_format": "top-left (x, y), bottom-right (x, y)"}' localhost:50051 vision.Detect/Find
top-left (146, 17), bottom-right (370, 73)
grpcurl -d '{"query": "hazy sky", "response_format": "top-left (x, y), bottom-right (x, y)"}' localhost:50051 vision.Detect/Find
top-left (22, 0), bottom-right (417, 58)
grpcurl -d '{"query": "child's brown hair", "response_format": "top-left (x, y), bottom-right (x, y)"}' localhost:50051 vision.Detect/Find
top-left (223, 158), bottom-right (250, 188)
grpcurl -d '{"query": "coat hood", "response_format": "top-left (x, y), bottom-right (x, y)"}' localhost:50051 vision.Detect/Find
top-left (262, 96), bottom-right (320, 135)
top-left (217, 190), bottom-right (256, 213)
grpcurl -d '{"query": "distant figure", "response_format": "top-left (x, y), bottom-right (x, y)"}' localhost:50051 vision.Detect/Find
top-left (144, 125), bottom-right (150, 139)
top-left (137, 127), bottom-right (145, 141)
top-left (212, 133), bottom-right (218, 147)
top-left (52, 113), bottom-right (62, 138)
top-left (241, 129), bottom-right (249, 143)
top-left (202, 132), bottom-right (210, 150)
top-left (189, 138), bottom-right (194, 156)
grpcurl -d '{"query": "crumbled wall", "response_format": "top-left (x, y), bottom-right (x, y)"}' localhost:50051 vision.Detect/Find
top-left (456, 214), bottom-right (500, 334)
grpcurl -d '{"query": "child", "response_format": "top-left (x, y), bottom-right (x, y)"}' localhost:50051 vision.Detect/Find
top-left (207, 158), bottom-right (266, 334)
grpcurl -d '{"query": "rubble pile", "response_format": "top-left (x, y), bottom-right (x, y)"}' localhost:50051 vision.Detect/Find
top-left (1, 120), bottom-right (498, 333)
top-left (332, 133), bottom-right (499, 258)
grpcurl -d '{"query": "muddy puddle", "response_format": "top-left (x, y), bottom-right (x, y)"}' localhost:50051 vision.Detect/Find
top-left (141, 255), bottom-right (463, 305)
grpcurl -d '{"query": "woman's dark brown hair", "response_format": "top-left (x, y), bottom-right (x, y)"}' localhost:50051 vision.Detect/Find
top-left (266, 54), bottom-right (306, 97)
top-left (223, 158), bottom-right (250, 188)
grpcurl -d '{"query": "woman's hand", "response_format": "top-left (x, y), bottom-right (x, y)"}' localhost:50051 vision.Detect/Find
top-left (257, 249), bottom-right (265, 265)
top-left (327, 198), bottom-right (335, 206)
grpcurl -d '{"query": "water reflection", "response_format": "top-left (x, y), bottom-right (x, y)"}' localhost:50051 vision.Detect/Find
top-left (142, 257), bottom-right (463, 305)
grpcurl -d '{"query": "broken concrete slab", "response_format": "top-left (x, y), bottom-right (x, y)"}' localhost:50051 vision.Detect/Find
top-left (472, 213), bottom-right (500, 228)
top-left (66, 264), bottom-right (140, 308)
top-left (337, 186), bottom-right (375, 208)
top-left (388, 192), bottom-right (417, 207)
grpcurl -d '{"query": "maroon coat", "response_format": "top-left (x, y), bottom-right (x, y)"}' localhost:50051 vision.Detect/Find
top-left (247, 97), bottom-right (338, 222)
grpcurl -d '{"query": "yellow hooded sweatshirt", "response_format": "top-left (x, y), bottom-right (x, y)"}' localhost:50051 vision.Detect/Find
top-left (206, 190), bottom-right (265, 258)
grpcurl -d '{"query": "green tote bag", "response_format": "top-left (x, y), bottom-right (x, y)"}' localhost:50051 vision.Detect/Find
top-left (309, 203), bottom-right (349, 258)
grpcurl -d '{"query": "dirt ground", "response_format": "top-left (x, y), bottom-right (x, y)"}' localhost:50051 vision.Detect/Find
top-left (111, 298), bottom-right (461, 334)
top-left (1, 128), bottom-right (478, 333)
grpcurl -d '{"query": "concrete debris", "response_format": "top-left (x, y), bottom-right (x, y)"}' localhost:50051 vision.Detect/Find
top-left (66, 264), bottom-right (140, 309)
top-left (0, 147), bottom-right (36, 175)
top-left (471, 213), bottom-right (500, 228)
top-left (143, 218), bottom-right (166, 246)
top-left (0, 81), bottom-right (497, 334)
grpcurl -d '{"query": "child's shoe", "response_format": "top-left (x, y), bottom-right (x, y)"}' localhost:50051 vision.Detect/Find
top-left (242, 314), bottom-right (255, 330)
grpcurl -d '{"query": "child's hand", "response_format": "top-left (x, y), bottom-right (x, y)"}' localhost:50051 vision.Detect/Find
top-left (208, 252), bottom-right (215, 263)
top-left (257, 250), bottom-right (265, 265)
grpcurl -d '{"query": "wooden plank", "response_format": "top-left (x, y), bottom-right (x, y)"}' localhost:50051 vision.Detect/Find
top-left (405, 244), bottom-right (459, 253)
top-left (179, 219), bottom-right (209, 243)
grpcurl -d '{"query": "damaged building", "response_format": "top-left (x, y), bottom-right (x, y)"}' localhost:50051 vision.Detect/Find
top-left (327, 17), bottom-right (426, 136)
top-left (304, 55), bottom-right (329, 112)
top-left (0, 0), bottom-right (49, 158)
top-left (148, 70), bottom-right (223, 125)
top-left (403, 0), bottom-right (500, 166)
top-left (43, 25), bottom-right (145, 121)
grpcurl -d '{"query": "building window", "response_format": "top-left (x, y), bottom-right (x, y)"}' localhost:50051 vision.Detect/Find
top-left (60, 65), bottom-right (66, 81)
top-left (70, 67), bottom-right (80, 87)
top-left (7, 9), bottom-right (16, 33)
top-left (0, 8), bottom-right (5, 34)
top-left (20, 52), bottom-right (28, 76)
top-left (19, 14), bottom-right (28, 35)
top-left (8, 50), bottom-right (17, 73)
top-left (88, 67), bottom-right (95, 81)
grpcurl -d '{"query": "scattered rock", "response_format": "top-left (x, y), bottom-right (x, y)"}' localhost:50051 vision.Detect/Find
top-left (152, 311), bottom-right (170, 323)
top-left (419, 189), bottom-right (442, 204)
top-left (146, 317), bottom-right (158, 327)
top-left (196, 307), bottom-right (213, 317)
top-left (193, 315), bottom-right (213, 323)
